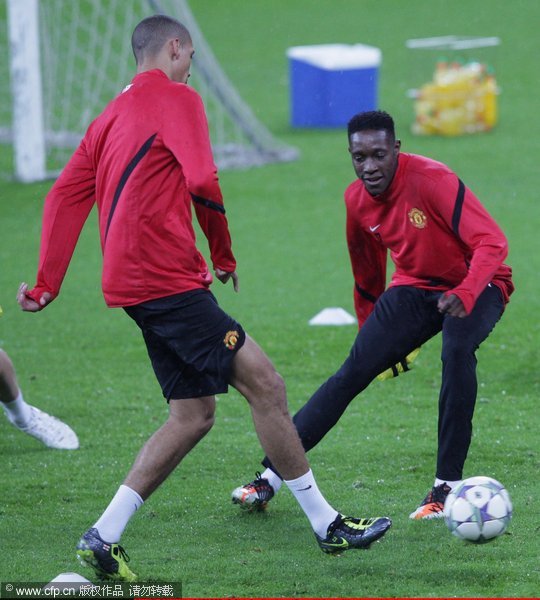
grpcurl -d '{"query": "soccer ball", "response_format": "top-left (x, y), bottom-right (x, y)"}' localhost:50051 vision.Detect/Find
top-left (443, 476), bottom-right (512, 543)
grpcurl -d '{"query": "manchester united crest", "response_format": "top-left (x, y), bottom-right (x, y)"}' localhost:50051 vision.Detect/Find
top-left (408, 208), bottom-right (427, 229)
top-left (224, 330), bottom-right (239, 350)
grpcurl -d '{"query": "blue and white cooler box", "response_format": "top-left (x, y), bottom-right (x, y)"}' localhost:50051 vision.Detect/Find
top-left (287, 44), bottom-right (382, 128)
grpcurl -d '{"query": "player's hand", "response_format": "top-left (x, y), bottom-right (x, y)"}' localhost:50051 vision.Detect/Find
top-left (377, 347), bottom-right (420, 382)
top-left (17, 283), bottom-right (51, 312)
top-left (215, 269), bottom-right (239, 292)
top-left (437, 293), bottom-right (467, 318)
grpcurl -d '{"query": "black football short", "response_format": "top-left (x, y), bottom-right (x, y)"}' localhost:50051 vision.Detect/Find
top-left (124, 289), bottom-right (245, 400)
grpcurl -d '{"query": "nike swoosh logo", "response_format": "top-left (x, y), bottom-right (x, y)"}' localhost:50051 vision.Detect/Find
top-left (298, 485), bottom-right (312, 491)
top-left (369, 224), bottom-right (381, 232)
top-left (324, 539), bottom-right (348, 548)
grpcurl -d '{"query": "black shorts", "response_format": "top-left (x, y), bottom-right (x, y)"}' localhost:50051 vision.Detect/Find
top-left (124, 289), bottom-right (245, 400)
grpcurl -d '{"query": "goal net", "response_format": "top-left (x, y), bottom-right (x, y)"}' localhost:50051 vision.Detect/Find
top-left (1, 0), bottom-right (298, 181)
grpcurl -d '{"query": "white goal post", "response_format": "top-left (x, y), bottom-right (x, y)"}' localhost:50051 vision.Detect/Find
top-left (3, 0), bottom-right (298, 182)
top-left (6, 0), bottom-right (46, 182)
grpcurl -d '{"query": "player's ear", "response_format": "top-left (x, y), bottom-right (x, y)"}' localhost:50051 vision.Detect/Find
top-left (169, 38), bottom-right (180, 60)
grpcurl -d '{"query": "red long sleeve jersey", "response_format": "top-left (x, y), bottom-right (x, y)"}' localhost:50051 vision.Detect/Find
top-left (29, 69), bottom-right (236, 308)
top-left (346, 153), bottom-right (514, 328)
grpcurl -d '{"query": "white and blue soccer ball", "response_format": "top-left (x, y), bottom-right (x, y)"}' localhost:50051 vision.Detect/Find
top-left (443, 476), bottom-right (512, 543)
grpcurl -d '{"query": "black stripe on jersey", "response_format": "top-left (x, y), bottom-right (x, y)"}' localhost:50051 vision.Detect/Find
top-left (452, 178), bottom-right (466, 238)
top-left (105, 133), bottom-right (157, 242)
top-left (191, 193), bottom-right (226, 214)
top-left (355, 283), bottom-right (377, 303)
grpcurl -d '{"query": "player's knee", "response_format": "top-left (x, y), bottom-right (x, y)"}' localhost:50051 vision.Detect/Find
top-left (259, 367), bottom-right (285, 395)
top-left (196, 412), bottom-right (215, 438)
top-left (441, 337), bottom-right (476, 366)
top-left (169, 399), bottom-right (215, 439)
top-left (249, 368), bottom-right (287, 411)
top-left (192, 405), bottom-right (215, 438)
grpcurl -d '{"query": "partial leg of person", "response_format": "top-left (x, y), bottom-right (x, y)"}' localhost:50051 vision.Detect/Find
top-left (77, 395), bottom-right (216, 581)
top-left (0, 349), bottom-right (78, 449)
top-left (437, 284), bottom-right (505, 479)
top-left (230, 334), bottom-right (392, 553)
top-left (409, 284), bottom-right (505, 520)
top-left (77, 293), bottom-right (224, 581)
top-left (233, 287), bottom-right (442, 508)
top-left (0, 349), bottom-right (21, 405)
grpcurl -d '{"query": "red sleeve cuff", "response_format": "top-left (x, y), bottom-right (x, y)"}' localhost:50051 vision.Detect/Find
top-left (445, 289), bottom-right (474, 315)
top-left (213, 258), bottom-right (236, 273)
top-left (26, 287), bottom-right (56, 310)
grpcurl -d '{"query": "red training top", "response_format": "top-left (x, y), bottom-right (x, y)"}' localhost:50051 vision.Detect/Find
top-left (28, 69), bottom-right (236, 308)
top-left (345, 153), bottom-right (514, 328)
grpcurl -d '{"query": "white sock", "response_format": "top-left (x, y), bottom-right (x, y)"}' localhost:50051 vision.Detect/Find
top-left (284, 470), bottom-right (339, 538)
top-left (2, 391), bottom-right (32, 427)
top-left (93, 485), bottom-right (144, 543)
top-left (261, 467), bottom-right (283, 493)
top-left (434, 478), bottom-right (461, 490)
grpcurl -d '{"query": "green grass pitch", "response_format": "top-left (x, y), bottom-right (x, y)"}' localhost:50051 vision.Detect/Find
top-left (0, 0), bottom-right (539, 597)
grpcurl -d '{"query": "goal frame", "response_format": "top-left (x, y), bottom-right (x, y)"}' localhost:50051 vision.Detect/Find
top-left (5, 0), bottom-right (298, 182)
top-left (6, 0), bottom-right (46, 182)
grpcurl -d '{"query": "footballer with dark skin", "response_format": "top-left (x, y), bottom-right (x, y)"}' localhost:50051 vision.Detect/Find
top-left (349, 128), bottom-right (467, 317)
top-left (235, 111), bottom-right (513, 522)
